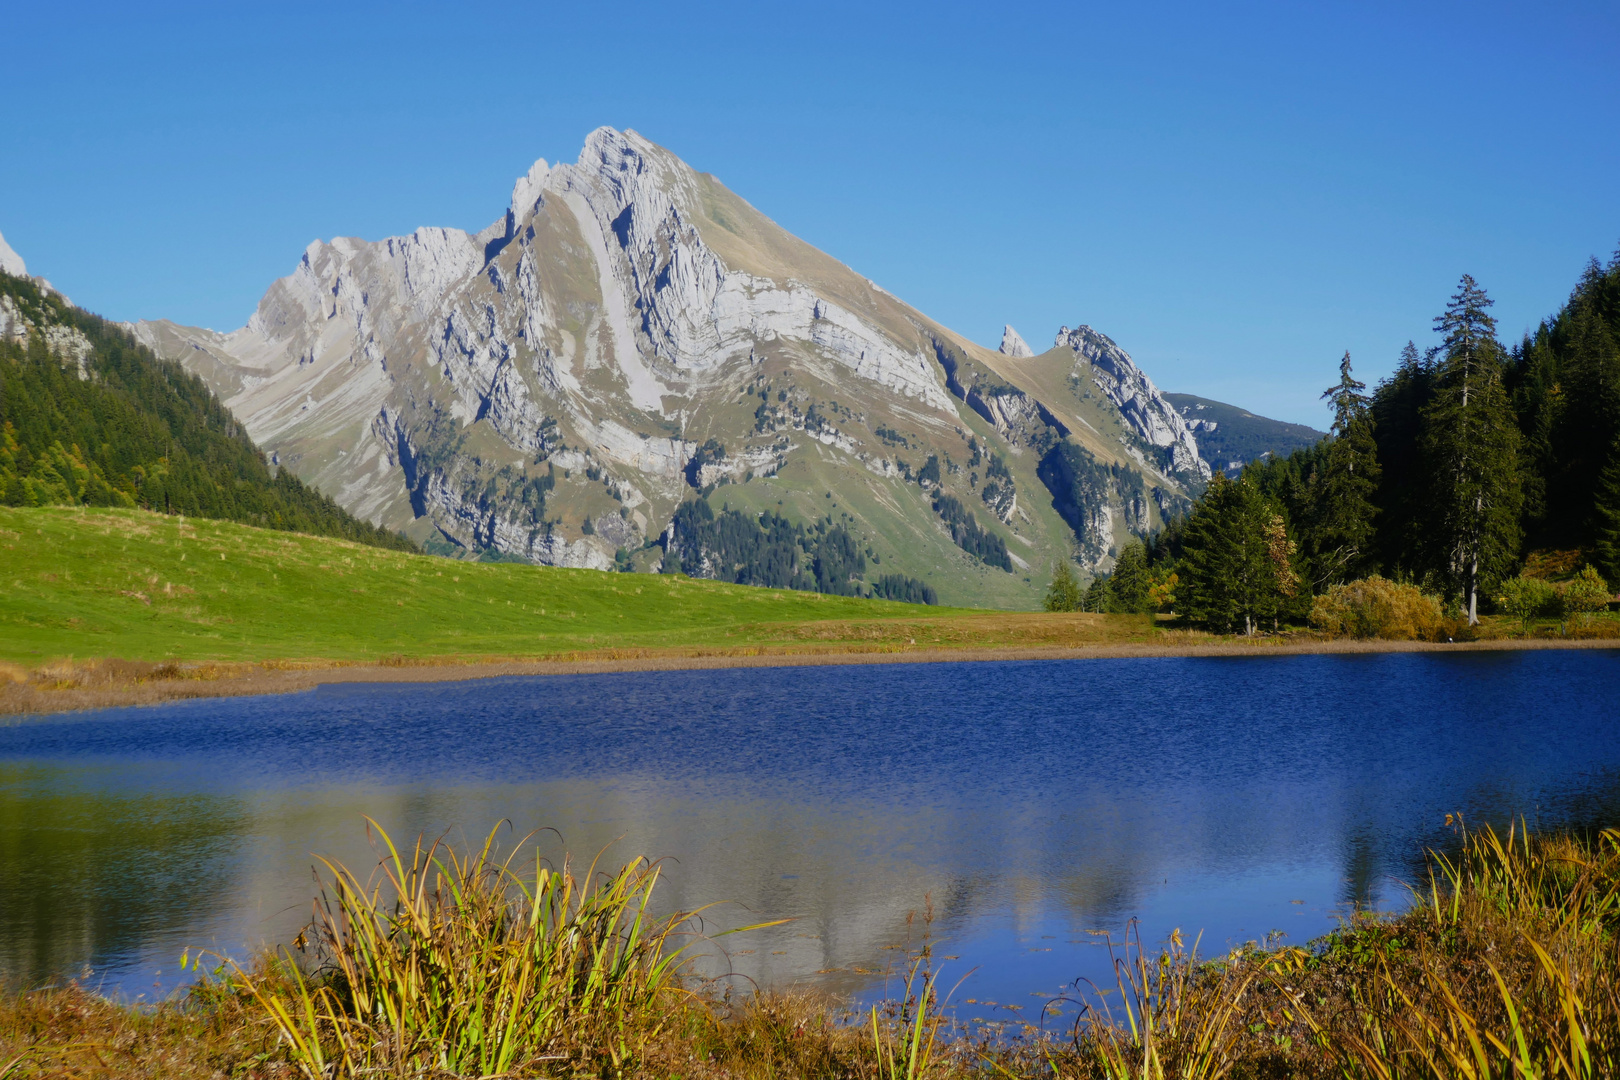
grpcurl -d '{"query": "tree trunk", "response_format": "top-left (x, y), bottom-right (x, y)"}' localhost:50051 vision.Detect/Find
top-left (1468, 551), bottom-right (1479, 626)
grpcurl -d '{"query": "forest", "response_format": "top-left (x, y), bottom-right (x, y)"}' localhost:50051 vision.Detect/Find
top-left (662, 499), bottom-right (937, 603)
top-left (0, 271), bottom-right (413, 551)
top-left (1056, 250), bottom-right (1620, 634)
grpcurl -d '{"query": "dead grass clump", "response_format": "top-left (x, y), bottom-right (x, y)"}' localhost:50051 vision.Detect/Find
top-left (0, 979), bottom-right (295, 1079)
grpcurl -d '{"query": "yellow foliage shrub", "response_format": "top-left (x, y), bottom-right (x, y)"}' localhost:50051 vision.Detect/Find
top-left (1309, 576), bottom-right (1444, 640)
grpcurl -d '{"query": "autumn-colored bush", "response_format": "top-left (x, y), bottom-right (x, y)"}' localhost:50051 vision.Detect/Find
top-left (1309, 575), bottom-right (1444, 640)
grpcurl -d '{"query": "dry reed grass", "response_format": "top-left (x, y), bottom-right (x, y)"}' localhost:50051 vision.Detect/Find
top-left (7, 822), bottom-right (1620, 1078)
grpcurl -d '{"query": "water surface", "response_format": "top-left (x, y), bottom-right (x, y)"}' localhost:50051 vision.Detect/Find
top-left (2, 651), bottom-right (1617, 1012)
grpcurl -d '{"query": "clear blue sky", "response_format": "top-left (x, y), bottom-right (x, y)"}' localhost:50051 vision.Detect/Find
top-left (2, 1), bottom-right (1616, 427)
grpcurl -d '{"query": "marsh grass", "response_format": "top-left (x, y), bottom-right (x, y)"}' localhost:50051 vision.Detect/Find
top-left (10, 820), bottom-right (1620, 1078)
top-left (203, 820), bottom-right (781, 1079)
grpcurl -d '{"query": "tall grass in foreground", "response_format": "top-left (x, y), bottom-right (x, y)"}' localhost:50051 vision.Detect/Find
top-left (207, 821), bottom-right (771, 1079)
top-left (1029, 821), bottom-right (1620, 1079)
top-left (11, 819), bottom-right (1620, 1078)
top-left (1284, 820), bottom-right (1620, 1078)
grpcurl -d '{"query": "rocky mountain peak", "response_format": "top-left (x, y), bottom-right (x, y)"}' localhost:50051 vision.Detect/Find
top-left (998, 324), bottom-right (1033, 358)
top-left (510, 158), bottom-right (552, 222)
top-left (0, 230), bottom-right (26, 278)
top-left (1056, 325), bottom-right (1209, 480)
top-left (132, 127), bottom-right (1213, 601)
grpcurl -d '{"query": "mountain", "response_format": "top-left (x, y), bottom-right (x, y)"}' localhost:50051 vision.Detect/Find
top-left (0, 268), bottom-right (412, 550)
top-left (134, 127), bottom-right (1209, 606)
top-left (1164, 393), bottom-right (1325, 476)
top-left (0, 231), bottom-right (24, 279)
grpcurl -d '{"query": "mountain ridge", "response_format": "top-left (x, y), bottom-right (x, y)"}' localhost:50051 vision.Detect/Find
top-left (128, 127), bottom-right (1216, 606)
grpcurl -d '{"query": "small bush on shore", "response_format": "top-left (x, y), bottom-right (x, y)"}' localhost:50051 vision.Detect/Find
top-left (1309, 575), bottom-right (1444, 639)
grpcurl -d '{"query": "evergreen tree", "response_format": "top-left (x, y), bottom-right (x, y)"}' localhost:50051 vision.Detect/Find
top-left (1421, 275), bottom-right (1523, 623)
top-left (1044, 560), bottom-right (1083, 612)
top-left (1306, 352), bottom-right (1380, 586)
top-left (1593, 433), bottom-right (1620, 585)
top-left (1176, 474), bottom-right (1294, 634)
top-left (1371, 341), bottom-right (1434, 577)
top-left (1107, 540), bottom-right (1151, 613)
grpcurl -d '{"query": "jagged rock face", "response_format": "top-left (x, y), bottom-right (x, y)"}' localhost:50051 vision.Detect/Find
top-left (0, 231), bottom-right (26, 278)
top-left (133, 128), bottom-right (1207, 603)
top-left (998, 324), bottom-right (1033, 358)
top-left (1055, 325), bottom-right (1209, 481)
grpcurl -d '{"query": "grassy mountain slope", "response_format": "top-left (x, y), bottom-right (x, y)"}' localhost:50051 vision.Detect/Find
top-left (1164, 392), bottom-right (1325, 475)
top-left (0, 272), bottom-right (412, 550)
top-left (0, 506), bottom-right (1166, 667)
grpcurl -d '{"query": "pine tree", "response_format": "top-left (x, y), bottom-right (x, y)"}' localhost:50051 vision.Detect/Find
top-left (1421, 275), bottom-right (1523, 624)
top-left (1306, 352), bottom-right (1381, 587)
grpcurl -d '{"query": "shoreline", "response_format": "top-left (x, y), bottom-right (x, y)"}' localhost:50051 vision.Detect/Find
top-left (3, 635), bottom-right (1617, 718)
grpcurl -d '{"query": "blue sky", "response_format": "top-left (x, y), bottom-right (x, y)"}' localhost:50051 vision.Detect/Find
top-left (2, 1), bottom-right (1615, 427)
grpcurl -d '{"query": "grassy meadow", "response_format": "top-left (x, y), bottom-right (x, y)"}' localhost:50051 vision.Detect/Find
top-left (0, 506), bottom-right (1170, 669)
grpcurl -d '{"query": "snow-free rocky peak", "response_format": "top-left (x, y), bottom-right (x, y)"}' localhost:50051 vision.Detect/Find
top-left (0, 230), bottom-right (26, 278)
top-left (135, 127), bottom-right (1210, 605)
top-left (998, 325), bottom-right (1033, 358)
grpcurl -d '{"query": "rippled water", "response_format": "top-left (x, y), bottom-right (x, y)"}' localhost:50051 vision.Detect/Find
top-left (3, 650), bottom-right (1618, 1010)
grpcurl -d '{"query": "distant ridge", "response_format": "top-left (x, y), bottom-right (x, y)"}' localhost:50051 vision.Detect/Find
top-left (1164, 393), bottom-right (1325, 475)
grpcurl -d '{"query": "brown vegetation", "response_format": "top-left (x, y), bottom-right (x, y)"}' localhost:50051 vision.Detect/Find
top-left (5, 821), bottom-right (1620, 1078)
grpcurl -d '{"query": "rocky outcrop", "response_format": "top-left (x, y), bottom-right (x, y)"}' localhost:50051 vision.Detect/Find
top-left (1055, 325), bottom-right (1208, 480)
top-left (998, 324), bottom-right (1033, 358)
top-left (1, 293), bottom-right (94, 374)
top-left (547, 128), bottom-right (955, 412)
top-left (0, 230), bottom-right (26, 278)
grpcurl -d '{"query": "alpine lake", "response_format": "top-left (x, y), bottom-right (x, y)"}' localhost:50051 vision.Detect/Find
top-left (3, 650), bottom-right (1619, 1021)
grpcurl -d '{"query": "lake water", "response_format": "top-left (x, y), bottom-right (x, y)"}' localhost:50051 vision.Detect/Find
top-left (3, 651), bottom-right (1619, 1016)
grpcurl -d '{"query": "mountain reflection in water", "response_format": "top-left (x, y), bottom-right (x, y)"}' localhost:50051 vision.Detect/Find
top-left (2, 651), bottom-right (1618, 1005)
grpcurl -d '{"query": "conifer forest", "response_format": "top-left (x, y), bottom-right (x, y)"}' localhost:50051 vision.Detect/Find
top-left (1054, 253), bottom-right (1620, 632)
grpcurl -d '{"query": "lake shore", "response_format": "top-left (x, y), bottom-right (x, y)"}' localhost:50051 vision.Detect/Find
top-left (4, 633), bottom-right (1617, 718)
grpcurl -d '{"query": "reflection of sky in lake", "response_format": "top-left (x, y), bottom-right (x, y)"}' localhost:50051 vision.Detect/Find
top-left (2, 650), bottom-right (1618, 1006)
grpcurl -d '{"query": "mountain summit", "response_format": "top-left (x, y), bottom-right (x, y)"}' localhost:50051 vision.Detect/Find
top-left (137, 127), bottom-right (1210, 606)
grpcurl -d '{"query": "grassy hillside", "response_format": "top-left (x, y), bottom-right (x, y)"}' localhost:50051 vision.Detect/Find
top-left (0, 271), bottom-right (411, 550)
top-left (1165, 392), bottom-right (1324, 475)
top-left (0, 506), bottom-right (1164, 666)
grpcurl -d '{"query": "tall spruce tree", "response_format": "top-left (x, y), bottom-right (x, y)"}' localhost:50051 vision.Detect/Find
top-left (1306, 352), bottom-right (1381, 586)
top-left (1421, 275), bottom-right (1523, 624)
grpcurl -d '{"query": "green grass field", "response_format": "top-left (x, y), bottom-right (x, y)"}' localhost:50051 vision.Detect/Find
top-left (0, 506), bottom-right (1159, 667)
